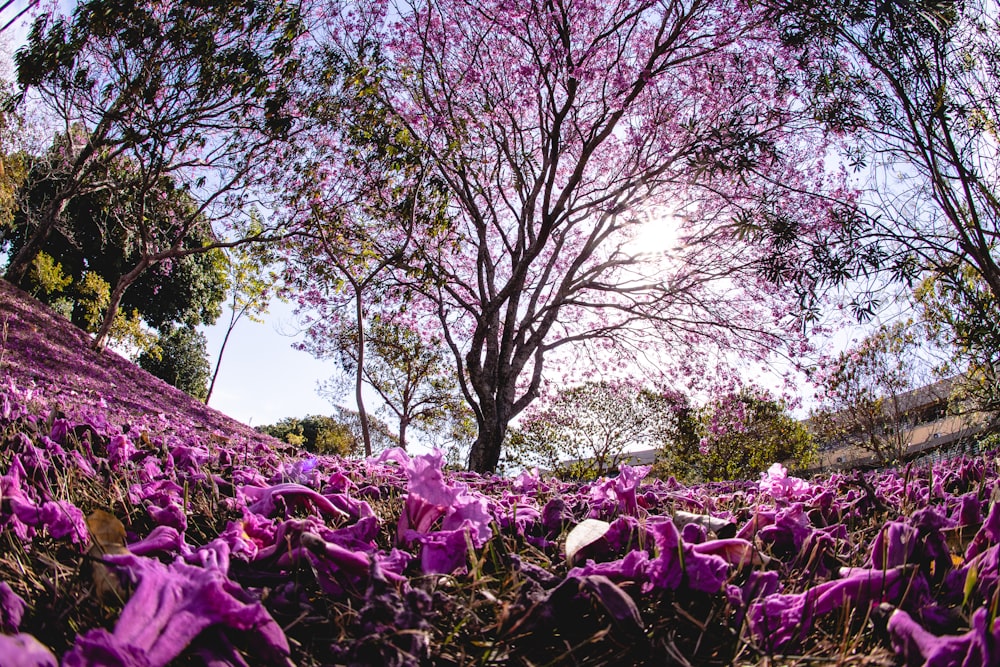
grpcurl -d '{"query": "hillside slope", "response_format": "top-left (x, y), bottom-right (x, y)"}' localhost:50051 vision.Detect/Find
top-left (0, 278), bottom-right (279, 449)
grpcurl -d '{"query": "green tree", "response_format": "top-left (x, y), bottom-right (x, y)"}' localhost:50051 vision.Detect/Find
top-left (652, 388), bottom-right (814, 483)
top-left (698, 390), bottom-right (815, 482)
top-left (137, 325), bottom-right (211, 401)
top-left (502, 381), bottom-right (686, 481)
top-left (0, 47), bottom-right (31, 236)
top-left (324, 317), bottom-right (464, 450)
top-left (257, 415), bottom-right (355, 457)
top-left (811, 322), bottom-right (944, 465)
top-left (6, 0), bottom-right (305, 348)
top-left (916, 268), bottom-right (1000, 417)
top-left (258, 410), bottom-right (397, 457)
top-left (5, 152), bottom-right (228, 336)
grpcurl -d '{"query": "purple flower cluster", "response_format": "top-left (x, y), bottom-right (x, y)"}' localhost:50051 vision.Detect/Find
top-left (2, 373), bottom-right (999, 664)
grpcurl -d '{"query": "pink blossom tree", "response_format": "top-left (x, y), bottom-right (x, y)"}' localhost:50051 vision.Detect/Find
top-left (293, 0), bottom-right (848, 472)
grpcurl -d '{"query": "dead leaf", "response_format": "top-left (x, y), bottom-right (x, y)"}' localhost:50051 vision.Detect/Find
top-left (85, 510), bottom-right (129, 603)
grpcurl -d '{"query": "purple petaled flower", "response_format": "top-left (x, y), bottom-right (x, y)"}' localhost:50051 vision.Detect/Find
top-left (889, 607), bottom-right (1000, 667)
top-left (410, 527), bottom-right (470, 574)
top-left (756, 503), bottom-right (814, 555)
top-left (1, 581), bottom-right (26, 633)
top-left (966, 497), bottom-right (1000, 560)
top-left (394, 449), bottom-right (494, 570)
top-left (273, 456), bottom-right (321, 486)
top-left (63, 552), bottom-right (290, 667)
top-left (569, 550), bottom-right (651, 582)
top-left (39, 501), bottom-right (88, 543)
top-left (441, 490), bottom-right (493, 547)
top-left (128, 525), bottom-right (186, 558)
top-left (645, 519), bottom-right (683, 591)
top-left (398, 450), bottom-right (457, 534)
top-left (48, 418), bottom-right (72, 444)
top-left (541, 497), bottom-right (572, 537)
top-left (512, 468), bottom-right (541, 493)
top-left (758, 463), bottom-right (811, 502)
top-left (613, 464), bottom-right (650, 516)
top-left (244, 483), bottom-right (350, 521)
top-left (748, 567), bottom-right (908, 650)
top-left (107, 434), bottom-right (137, 467)
top-left (692, 538), bottom-right (765, 569)
top-left (953, 492), bottom-right (982, 527)
top-left (870, 521), bottom-right (918, 569)
top-left (0, 633), bottom-right (58, 667)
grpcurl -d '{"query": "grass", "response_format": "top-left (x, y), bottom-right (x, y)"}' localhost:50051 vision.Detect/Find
top-left (1, 277), bottom-right (998, 665)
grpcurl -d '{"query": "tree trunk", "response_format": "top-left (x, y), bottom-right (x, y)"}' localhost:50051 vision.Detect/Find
top-left (4, 199), bottom-right (68, 284)
top-left (467, 402), bottom-right (506, 473)
top-left (93, 258), bottom-right (150, 350)
top-left (354, 293), bottom-right (372, 457)
top-left (205, 313), bottom-right (238, 405)
top-left (398, 416), bottom-right (408, 452)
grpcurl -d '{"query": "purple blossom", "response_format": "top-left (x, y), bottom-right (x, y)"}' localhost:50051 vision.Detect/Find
top-left (889, 607), bottom-right (1000, 667)
top-left (244, 482), bottom-right (351, 521)
top-left (1, 581), bottom-right (26, 633)
top-left (749, 567), bottom-right (909, 650)
top-left (410, 527), bottom-right (469, 574)
top-left (63, 553), bottom-right (290, 667)
top-left (758, 463), bottom-right (811, 501)
top-left (107, 434), bottom-right (138, 467)
top-left (870, 521), bottom-right (918, 569)
top-left (0, 633), bottom-right (58, 667)
top-left (128, 525), bottom-right (187, 557)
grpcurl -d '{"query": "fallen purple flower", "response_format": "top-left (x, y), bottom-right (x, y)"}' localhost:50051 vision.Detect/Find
top-left (759, 463), bottom-right (811, 502)
top-left (107, 434), bottom-right (138, 467)
top-left (63, 553), bottom-right (290, 667)
top-left (749, 566), bottom-right (908, 650)
top-left (1, 581), bottom-right (26, 633)
top-left (410, 527), bottom-right (470, 575)
top-left (244, 482), bottom-right (350, 521)
top-left (871, 521), bottom-right (919, 569)
top-left (889, 606), bottom-right (1000, 667)
top-left (127, 525), bottom-right (186, 557)
top-left (0, 633), bottom-right (58, 667)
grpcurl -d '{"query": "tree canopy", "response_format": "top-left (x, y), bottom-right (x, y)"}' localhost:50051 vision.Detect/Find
top-left (504, 381), bottom-right (687, 481)
top-left (289, 0), bottom-right (847, 472)
top-left (654, 388), bottom-right (815, 483)
top-left (759, 0), bottom-right (1000, 322)
top-left (7, 0), bottom-right (307, 348)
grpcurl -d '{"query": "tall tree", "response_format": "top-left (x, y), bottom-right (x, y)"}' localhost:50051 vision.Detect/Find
top-left (811, 321), bottom-right (945, 465)
top-left (305, 0), bottom-right (845, 472)
top-left (206, 219), bottom-right (275, 405)
top-left (504, 381), bottom-right (685, 480)
top-left (282, 64), bottom-right (447, 456)
top-left (759, 0), bottom-right (1000, 319)
top-left (7, 0), bottom-right (307, 347)
top-left (320, 317), bottom-right (464, 450)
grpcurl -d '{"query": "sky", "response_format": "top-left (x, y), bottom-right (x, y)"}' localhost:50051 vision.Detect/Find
top-left (198, 300), bottom-right (340, 427)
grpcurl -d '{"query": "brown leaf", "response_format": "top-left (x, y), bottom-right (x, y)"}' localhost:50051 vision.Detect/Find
top-left (86, 509), bottom-right (127, 551)
top-left (85, 510), bottom-right (129, 603)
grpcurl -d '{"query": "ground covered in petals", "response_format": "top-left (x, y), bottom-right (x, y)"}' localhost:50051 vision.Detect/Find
top-left (1, 280), bottom-right (999, 666)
